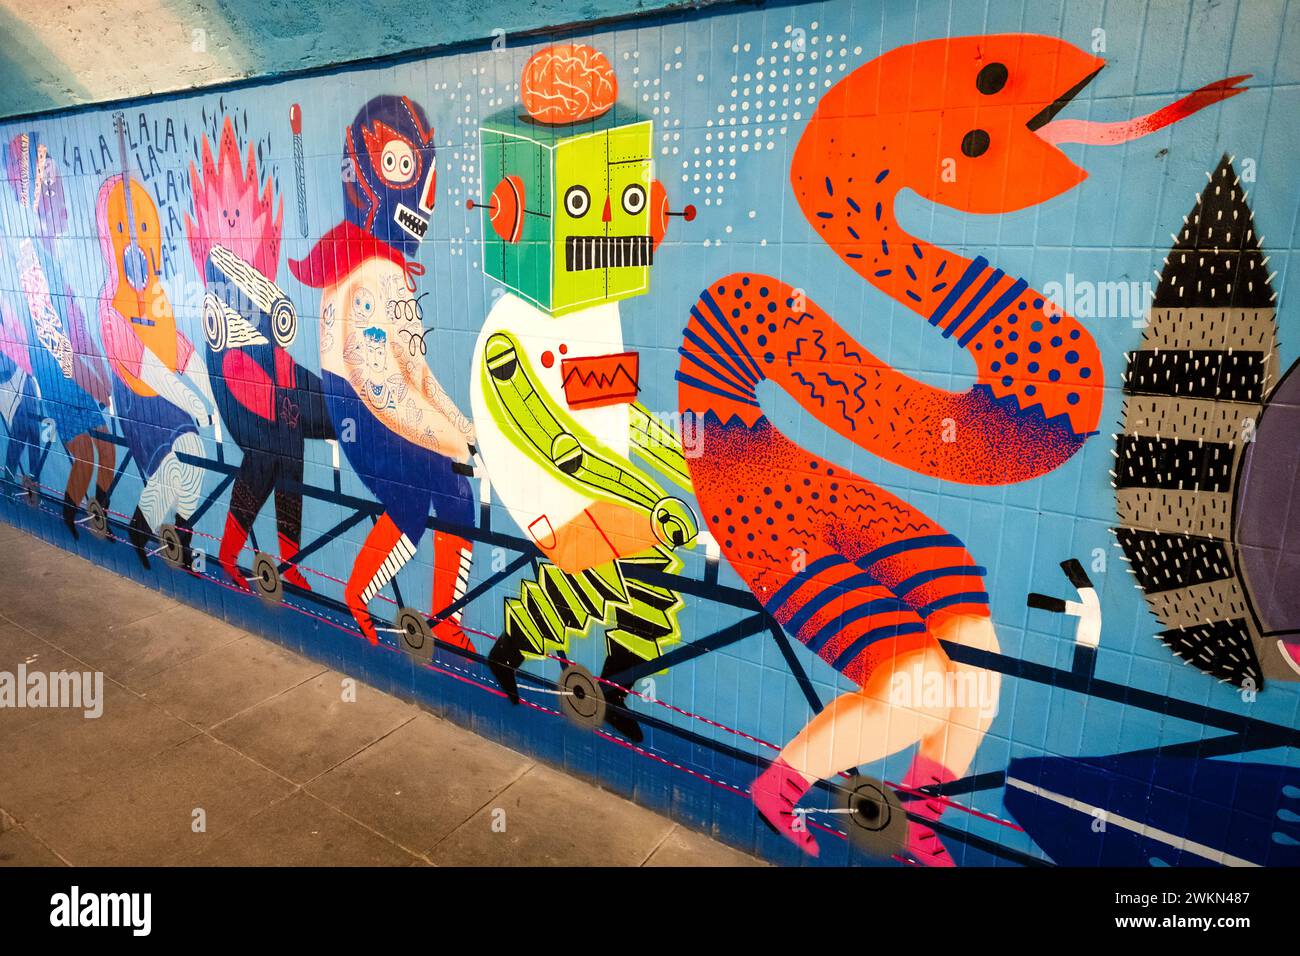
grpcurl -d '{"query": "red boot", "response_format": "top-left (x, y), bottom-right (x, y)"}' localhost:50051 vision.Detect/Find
top-left (345, 515), bottom-right (415, 645)
top-left (277, 533), bottom-right (313, 592)
top-left (431, 531), bottom-right (475, 652)
top-left (218, 512), bottom-right (252, 590)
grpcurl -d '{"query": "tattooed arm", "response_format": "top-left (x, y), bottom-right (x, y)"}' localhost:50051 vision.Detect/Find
top-left (332, 260), bottom-right (475, 460)
top-left (341, 322), bottom-right (473, 461)
top-left (388, 346), bottom-right (475, 460)
top-left (414, 361), bottom-right (476, 449)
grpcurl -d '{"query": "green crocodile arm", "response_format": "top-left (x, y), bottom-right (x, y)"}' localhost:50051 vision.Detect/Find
top-left (482, 331), bottom-right (665, 512)
top-left (629, 402), bottom-right (694, 494)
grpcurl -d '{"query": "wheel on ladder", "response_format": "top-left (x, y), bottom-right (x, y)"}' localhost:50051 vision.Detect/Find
top-left (837, 773), bottom-right (908, 859)
top-left (396, 607), bottom-right (433, 661)
top-left (558, 663), bottom-right (606, 729)
top-left (86, 499), bottom-right (110, 539)
top-left (251, 551), bottom-right (283, 603)
top-left (158, 524), bottom-right (185, 568)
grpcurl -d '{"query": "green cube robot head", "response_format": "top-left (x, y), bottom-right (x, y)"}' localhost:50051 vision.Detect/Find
top-left (476, 109), bottom-right (691, 316)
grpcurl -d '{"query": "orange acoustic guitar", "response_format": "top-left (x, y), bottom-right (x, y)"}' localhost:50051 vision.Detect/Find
top-left (98, 112), bottom-right (179, 396)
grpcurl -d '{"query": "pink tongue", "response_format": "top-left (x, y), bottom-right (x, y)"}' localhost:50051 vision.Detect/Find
top-left (1036, 75), bottom-right (1250, 145)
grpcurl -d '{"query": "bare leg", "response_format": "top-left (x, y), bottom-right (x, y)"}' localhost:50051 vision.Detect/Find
top-left (64, 433), bottom-right (94, 509)
top-left (780, 643), bottom-right (952, 782)
top-left (899, 614), bottom-right (1000, 865)
top-left (63, 432), bottom-right (94, 538)
top-left (752, 641), bottom-right (950, 857)
top-left (756, 614), bottom-right (1000, 862)
top-left (914, 614), bottom-right (1001, 778)
top-left (91, 437), bottom-right (116, 496)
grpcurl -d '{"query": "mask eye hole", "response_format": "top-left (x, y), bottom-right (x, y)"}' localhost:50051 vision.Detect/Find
top-left (976, 62), bottom-right (1008, 95)
top-left (564, 185), bottom-right (590, 218)
top-left (621, 183), bottom-right (646, 215)
top-left (961, 129), bottom-right (990, 158)
top-left (380, 141), bottom-right (417, 185)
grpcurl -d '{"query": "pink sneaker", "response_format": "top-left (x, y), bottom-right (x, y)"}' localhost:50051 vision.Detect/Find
top-left (900, 753), bottom-right (957, 867)
top-left (752, 757), bottom-right (820, 858)
top-left (1280, 639), bottom-right (1300, 676)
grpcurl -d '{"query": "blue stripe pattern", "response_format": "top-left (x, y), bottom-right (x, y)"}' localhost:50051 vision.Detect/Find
top-left (943, 267), bottom-right (1004, 339)
top-left (927, 256), bottom-right (987, 329)
top-left (917, 591), bottom-right (991, 618)
top-left (856, 533), bottom-right (966, 569)
top-left (959, 277), bottom-right (1028, 348)
top-left (680, 326), bottom-right (757, 396)
top-left (894, 564), bottom-right (987, 597)
top-left (690, 300), bottom-right (760, 387)
top-left (784, 572), bottom-right (881, 635)
top-left (699, 289), bottom-right (765, 383)
top-left (805, 595), bottom-right (913, 654)
top-left (832, 621), bottom-right (928, 670)
top-left (674, 369), bottom-right (760, 408)
top-left (765, 554), bottom-right (842, 617)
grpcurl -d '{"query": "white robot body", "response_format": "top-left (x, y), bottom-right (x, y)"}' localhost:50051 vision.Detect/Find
top-left (470, 292), bottom-right (631, 550)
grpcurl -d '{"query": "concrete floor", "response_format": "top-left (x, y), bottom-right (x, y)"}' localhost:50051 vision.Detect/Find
top-left (0, 523), bottom-right (764, 867)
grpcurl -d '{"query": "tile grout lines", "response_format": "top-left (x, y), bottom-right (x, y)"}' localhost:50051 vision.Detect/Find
top-left (420, 757), bottom-right (538, 864)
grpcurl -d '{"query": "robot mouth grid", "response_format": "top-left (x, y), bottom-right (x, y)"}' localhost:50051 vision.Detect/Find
top-left (565, 235), bottom-right (653, 272)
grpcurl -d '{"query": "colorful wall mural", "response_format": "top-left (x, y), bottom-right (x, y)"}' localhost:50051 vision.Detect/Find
top-left (1, 0), bottom-right (1298, 867)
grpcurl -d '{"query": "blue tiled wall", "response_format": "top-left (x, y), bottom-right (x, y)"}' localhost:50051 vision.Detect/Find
top-left (1, 0), bottom-right (1297, 867)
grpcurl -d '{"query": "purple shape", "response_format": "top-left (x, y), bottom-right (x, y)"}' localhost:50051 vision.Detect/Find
top-left (1235, 359), bottom-right (1300, 657)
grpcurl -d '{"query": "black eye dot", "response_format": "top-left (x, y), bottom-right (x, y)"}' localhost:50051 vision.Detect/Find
top-left (961, 129), bottom-right (990, 158)
top-left (976, 62), bottom-right (1008, 95)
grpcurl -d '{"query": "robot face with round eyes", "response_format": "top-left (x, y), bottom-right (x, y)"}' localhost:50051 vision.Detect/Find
top-left (549, 125), bottom-right (658, 311)
top-left (477, 115), bottom-right (698, 314)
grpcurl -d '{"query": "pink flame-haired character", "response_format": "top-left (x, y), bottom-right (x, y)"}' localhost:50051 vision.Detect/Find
top-left (185, 116), bottom-right (284, 281)
top-left (185, 114), bottom-right (333, 593)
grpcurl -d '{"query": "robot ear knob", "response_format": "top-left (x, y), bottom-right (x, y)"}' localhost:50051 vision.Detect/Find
top-left (467, 175), bottom-right (527, 243)
top-left (650, 179), bottom-right (696, 251)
